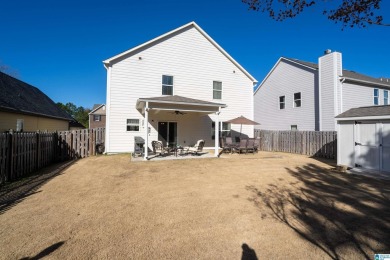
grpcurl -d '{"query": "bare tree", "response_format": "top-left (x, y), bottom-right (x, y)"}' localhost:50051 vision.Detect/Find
top-left (242, 0), bottom-right (389, 28)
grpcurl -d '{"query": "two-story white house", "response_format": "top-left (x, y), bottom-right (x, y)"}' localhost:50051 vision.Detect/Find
top-left (103, 22), bottom-right (257, 158)
top-left (254, 50), bottom-right (390, 131)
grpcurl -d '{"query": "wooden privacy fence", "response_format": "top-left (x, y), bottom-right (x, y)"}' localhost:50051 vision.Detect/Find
top-left (254, 130), bottom-right (337, 159)
top-left (0, 128), bottom-right (105, 184)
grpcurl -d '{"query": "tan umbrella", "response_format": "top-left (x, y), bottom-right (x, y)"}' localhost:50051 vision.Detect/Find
top-left (225, 115), bottom-right (260, 137)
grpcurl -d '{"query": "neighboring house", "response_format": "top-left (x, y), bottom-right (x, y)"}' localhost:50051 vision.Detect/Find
top-left (0, 71), bottom-right (74, 132)
top-left (69, 120), bottom-right (85, 130)
top-left (103, 21), bottom-right (257, 158)
top-left (336, 105), bottom-right (390, 173)
top-left (254, 50), bottom-right (390, 131)
top-left (89, 104), bottom-right (106, 129)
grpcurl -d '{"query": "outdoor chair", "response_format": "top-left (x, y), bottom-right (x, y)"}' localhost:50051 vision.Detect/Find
top-left (218, 137), bottom-right (232, 156)
top-left (185, 140), bottom-right (205, 155)
top-left (254, 137), bottom-right (260, 153)
top-left (246, 138), bottom-right (256, 154)
top-left (233, 139), bottom-right (248, 154)
top-left (152, 140), bottom-right (168, 156)
top-left (226, 137), bottom-right (234, 148)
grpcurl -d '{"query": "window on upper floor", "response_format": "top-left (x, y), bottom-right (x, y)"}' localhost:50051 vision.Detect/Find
top-left (374, 89), bottom-right (379, 105)
top-left (162, 75), bottom-right (173, 95)
top-left (213, 81), bottom-right (222, 99)
top-left (93, 115), bottom-right (101, 121)
top-left (384, 90), bottom-right (389, 105)
top-left (126, 119), bottom-right (140, 132)
top-left (279, 96), bottom-right (285, 109)
top-left (294, 92), bottom-right (301, 108)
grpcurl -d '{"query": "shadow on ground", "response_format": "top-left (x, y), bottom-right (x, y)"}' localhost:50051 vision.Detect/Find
top-left (0, 160), bottom-right (76, 214)
top-left (20, 241), bottom-right (65, 260)
top-left (247, 163), bottom-right (390, 260)
top-left (241, 243), bottom-right (258, 260)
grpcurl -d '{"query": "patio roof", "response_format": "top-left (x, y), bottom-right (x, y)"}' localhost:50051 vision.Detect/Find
top-left (136, 95), bottom-right (227, 114)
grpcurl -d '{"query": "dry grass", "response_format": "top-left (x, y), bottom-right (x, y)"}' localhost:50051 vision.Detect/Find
top-left (0, 152), bottom-right (389, 259)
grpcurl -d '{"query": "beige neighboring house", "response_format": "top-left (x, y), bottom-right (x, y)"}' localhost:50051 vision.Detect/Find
top-left (89, 104), bottom-right (106, 129)
top-left (0, 71), bottom-right (74, 132)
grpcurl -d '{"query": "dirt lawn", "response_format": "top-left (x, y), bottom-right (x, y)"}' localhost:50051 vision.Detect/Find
top-left (1, 152), bottom-right (389, 259)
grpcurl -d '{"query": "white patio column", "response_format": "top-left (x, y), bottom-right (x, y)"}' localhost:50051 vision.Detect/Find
top-left (214, 109), bottom-right (220, 157)
top-left (144, 102), bottom-right (149, 160)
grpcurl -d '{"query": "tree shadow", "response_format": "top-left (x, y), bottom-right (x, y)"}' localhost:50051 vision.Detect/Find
top-left (247, 163), bottom-right (390, 259)
top-left (0, 160), bottom-right (76, 214)
top-left (19, 241), bottom-right (65, 260)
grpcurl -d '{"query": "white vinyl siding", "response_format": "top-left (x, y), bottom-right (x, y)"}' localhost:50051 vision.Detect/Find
top-left (319, 52), bottom-right (342, 131)
top-left (213, 81), bottom-right (222, 99)
top-left (254, 60), bottom-right (317, 131)
top-left (342, 84), bottom-right (388, 112)
top-left (106, 26), bottom-right (254, 152)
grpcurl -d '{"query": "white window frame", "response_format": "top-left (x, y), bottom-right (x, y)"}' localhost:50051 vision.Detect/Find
top-left (279, 95), bottom-right (285, 110)
top-left (293, 92), bottom-right (301, 108)
top-left (162, 75), bottom-right (174, 96)
top-left (211, 121), bottom-right (231, 139)
top-left (126, 119), bottom-right (140, 132)
top-left (291, 125), bottom-right (298, 131)
top-left (373, 88), bottom-right (379, 105)
top-left (16, 119), bottom-right (24, 132)
top-left (384, 90), bottom-right (389, 105)
top-left (93, 115), bottom-right (101, 122)
top-left (213, 81), bottom-right (222, 100)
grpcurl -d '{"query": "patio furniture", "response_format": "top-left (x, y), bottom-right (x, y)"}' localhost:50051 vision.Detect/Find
top-left (218, 137), bottom-right (232, 157)
top-left (254, 137), bottom-right (260, 153)
top-left (152, 140), bottom-right (168, 156)
top-left (246, 138), bottom-right (256, 154)
top-left (226, 137), bottom-right (234, 148)
top-left (185, 140), bottom-right (205, 155)
top-left (233, 139), bottom-right (248, 154)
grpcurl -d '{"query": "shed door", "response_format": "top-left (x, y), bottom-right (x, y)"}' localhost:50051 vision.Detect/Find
top-left (382, 123), bottom-right (390, 172)
top-left (356, 123), bottom-right (380, 170)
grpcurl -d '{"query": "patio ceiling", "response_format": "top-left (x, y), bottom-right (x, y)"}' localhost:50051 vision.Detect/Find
top-left (136, 95), bottom-right (227, 114)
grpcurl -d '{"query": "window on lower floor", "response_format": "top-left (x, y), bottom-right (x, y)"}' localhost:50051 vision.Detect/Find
top-left (384, 90), bottom-right (389, 105)
top-left (93, 115), bottom-right (101, 121)
top-left (291, 125), bottom-right (298, 131)
top-left (126, 119), bottom-right (140, 131)
top-left (294, 92), bottom-right (301, 107)
top-left (279, 96), bottom-right (285, 109)
top-left (374, 88), bottom-right (379, 105)
top-left (211, 121), bottom-right (231, 139)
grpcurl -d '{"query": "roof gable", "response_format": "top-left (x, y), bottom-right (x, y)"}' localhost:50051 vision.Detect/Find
top-left (254, 57), bottom-right (317, 95)
top-left (0, 72), bottom-right (73, 121)
top-left (103, 21), bottom-right (257, 83)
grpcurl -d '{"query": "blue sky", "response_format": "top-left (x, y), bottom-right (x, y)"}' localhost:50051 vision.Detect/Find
top-left (1, 0), bottom-right (389, 108)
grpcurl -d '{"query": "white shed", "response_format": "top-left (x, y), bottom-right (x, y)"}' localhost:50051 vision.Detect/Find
top-left (336, 105), bottom-right (390, 174)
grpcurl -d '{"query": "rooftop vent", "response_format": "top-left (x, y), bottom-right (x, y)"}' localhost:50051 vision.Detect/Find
top-left (324, 49), bottom-right (332, 55)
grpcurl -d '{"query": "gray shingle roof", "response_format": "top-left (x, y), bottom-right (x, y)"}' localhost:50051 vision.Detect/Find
top-left (335, 105), bottom-right (390, 118)
top-left (283, 57), bottom-right (390, 87)
top-left (138, 95), bottom-right (226, 107)
top-left (0, 72), bottom-right (73, 120)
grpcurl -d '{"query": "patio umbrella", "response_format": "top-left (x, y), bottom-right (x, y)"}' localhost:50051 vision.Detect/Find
top-left (225, 115), bottom-right (260, 137)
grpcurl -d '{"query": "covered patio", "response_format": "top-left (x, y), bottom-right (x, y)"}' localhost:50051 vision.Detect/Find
top-left (136, 95), bottom-right (226, 160)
